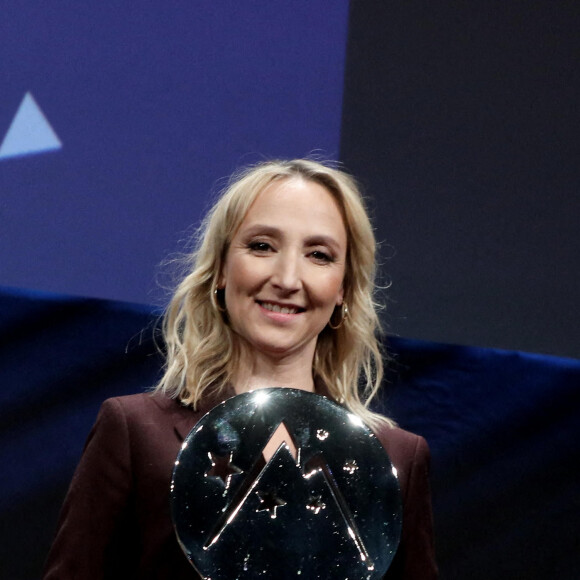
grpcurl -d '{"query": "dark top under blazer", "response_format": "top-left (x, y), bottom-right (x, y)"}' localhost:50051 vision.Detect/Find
top-left (44, 392), bottom-right (438, 579)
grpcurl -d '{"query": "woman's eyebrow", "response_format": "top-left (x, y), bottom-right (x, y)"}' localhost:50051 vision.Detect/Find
top-left (239, 224), bottom-right (281, 237)
top-left (304, 235), bottom-right (343, 251)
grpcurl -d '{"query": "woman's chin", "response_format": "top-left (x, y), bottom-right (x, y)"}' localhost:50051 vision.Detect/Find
top-left (238, 334), bottom-right (317, 362)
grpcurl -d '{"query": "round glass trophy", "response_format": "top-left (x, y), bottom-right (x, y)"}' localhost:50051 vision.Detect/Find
top-left (171, 388), bottom-right (402, 579)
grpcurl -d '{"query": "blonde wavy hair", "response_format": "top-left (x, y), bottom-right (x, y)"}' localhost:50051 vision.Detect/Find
top-left (154, 159), bottom-right (393, 429)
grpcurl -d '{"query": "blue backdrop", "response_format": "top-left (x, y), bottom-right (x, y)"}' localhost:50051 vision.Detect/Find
top-left (0, 1), bottom-right (348, 305)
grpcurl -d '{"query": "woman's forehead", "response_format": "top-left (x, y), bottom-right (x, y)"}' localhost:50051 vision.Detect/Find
top-left (236, 179), bottom-right (347, 244)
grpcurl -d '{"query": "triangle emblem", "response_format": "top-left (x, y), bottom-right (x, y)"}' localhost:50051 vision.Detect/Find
top-left (0, 92), bottom-right (62, 160)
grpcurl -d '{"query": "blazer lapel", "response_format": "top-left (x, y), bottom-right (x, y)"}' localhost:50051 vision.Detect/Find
top-left (174, 410), bottom-right (201, 441)
top-left (172, 385), bottom-right (237, 441)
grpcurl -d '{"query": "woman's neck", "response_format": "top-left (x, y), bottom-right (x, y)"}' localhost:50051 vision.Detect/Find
top-left (232, 347), bottom-right (315, 395)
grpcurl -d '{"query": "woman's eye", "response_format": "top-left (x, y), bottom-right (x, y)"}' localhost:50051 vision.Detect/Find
top-left (248, 241), bottom-right (272, 253)
top-left (310, 250), bottom-right (333, 264)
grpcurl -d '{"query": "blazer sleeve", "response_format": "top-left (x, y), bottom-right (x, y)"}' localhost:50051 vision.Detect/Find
top-left (386, 434), bottom-right (438, 579)
top-left (43, 398), bottom-right (138, 580)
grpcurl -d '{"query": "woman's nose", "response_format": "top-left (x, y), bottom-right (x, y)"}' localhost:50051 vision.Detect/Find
top-left (270, 252), bottom-right (302, 292)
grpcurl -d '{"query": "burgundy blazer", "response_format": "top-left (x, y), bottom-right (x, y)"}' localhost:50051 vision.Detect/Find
top-left (44, 393), bottom-right (438, 579)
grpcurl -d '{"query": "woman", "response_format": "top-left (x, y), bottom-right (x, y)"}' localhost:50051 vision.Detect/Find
top-left (44, 159), bottom-right (437, 579)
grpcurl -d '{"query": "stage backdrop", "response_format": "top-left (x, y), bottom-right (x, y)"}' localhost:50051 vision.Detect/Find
top-left (1, 1), bottom-right (578, 357)
top-left (1, 2), bottom-right (579, 579)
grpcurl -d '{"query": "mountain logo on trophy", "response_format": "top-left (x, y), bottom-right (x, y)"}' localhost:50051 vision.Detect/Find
top-left (202, 420), bottom-right (373, 570)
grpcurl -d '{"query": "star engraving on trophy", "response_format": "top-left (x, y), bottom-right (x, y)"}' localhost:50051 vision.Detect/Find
top-left (306, 494), bottom-right (327, 515)
top-left (206, 451), bottom-right (243, 489)
top-left (343, 459), bottom-right (359, 474)
top-left (255, 489), bottom-right (287, 518)
top-left (316, 428), bottom-right (329, 440)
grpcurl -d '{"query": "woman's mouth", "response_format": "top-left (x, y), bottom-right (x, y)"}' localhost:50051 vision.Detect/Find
top-left (258, 301), bottom-right (305, 315)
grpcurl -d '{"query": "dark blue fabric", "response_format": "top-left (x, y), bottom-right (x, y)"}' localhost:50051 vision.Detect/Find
top-left (1, 286), bottom-right (579, 578)
top-left (0, 287), bottom-right (163, 579)
top-left (377, 338), bottom-right (580, 579)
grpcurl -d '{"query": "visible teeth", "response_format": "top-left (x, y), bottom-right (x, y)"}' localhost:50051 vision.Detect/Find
top-left (262, 302), bottom-right (299, 314)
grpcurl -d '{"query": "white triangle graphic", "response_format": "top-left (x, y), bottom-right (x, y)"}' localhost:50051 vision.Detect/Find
top-left (0, 92), bottom-right (62, 160)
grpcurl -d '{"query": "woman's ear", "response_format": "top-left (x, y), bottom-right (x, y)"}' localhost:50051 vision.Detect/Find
top-left (217, 262), bottom-right (227, 289)
top-left (336, 284), bottom-right (344, 306)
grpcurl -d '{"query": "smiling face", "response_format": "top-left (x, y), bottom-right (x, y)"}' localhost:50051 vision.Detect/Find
top-left (219, 177), bottom-right (347, 365)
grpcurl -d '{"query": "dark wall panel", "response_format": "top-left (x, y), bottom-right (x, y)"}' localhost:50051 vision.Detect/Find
top-left (341, 0), bottom-right (580, 358)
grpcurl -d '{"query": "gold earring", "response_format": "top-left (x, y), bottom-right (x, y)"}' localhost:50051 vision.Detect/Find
top-left (328, 303), bottom-right (348, 330)
top-left (212, 288), bottom-right (227, 313)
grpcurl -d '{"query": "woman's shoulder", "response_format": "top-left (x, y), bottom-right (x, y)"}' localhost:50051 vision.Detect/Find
top-left (99, 391), bottom-right (185, 415)
top-left (88, 392), bottom-right (203, 463)
top-left (95, 391), bottom-right (197, 434)
top-left (373, 423), bottom-right (431, 486)
top-left (375, 423), bottom-right (429, 453)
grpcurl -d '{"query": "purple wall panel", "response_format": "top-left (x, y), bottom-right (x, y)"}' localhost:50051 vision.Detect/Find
top-left (0, 1), bottom-right (349, 305)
